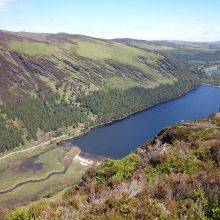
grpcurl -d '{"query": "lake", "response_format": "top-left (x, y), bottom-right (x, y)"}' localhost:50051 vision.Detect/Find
top-left (207, 66), bottom-right (220, 75)
top-left (71, 85), bottom-right (220, 159)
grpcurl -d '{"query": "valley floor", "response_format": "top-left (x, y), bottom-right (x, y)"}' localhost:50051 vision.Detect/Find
top-left (0, 144), bottom-right (91, 208)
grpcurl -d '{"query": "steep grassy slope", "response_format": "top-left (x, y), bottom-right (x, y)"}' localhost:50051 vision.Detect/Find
top-left (4, 113), bottom-right (220, 219)
top-left (115, 39), bottom-right (220, 67)
top-left (0, 30), bottom-right (198, 103)
top-left (115, 38), bottom-right (220, 86)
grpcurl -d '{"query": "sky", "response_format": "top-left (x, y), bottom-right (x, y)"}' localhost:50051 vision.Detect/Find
top-left (0, 0), bottom-right (220, 41)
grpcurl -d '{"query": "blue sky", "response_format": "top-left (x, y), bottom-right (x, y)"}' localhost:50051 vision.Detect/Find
top-left (0, 0), bottom-right (220, 41)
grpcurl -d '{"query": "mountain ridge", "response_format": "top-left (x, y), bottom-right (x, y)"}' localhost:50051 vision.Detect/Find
top-left (0, 29), bottom-right (201, 103)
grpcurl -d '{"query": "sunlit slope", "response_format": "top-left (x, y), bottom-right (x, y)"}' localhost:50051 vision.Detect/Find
top-left (114, 38), bottom-right (220, 65)
top-left (0, 30), bottom-right (194, 102)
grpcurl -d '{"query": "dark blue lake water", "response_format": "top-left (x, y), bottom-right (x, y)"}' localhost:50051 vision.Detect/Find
top-left (71, 85), bottom-right (220, 159)
top-left (208, 67), bottom-right (220, 75)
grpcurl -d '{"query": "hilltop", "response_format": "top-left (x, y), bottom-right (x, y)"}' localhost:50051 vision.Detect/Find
top-left (3, 113), bottom-right (220, 219)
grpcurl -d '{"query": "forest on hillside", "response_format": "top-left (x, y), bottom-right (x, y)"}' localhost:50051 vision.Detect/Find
top-left (0, 115), bottom-right (23, 152)
top-left (0, 78), bottom-right (200, 153)
top-left (0, 93), bottom-right (89, 152)
top-left (79, 79), bottom-right (200, 123)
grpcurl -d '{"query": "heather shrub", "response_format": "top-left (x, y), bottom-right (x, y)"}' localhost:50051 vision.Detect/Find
top-left (5, 208), bottom-right (31, 220)
top-left (189, 128), bottom-right (215, 141)
top-left (212, 206), bottom-right (220, 219)
top-left (156, 148), bottom-right (202, 174)
top-left (28, 202), bottom-right (47, 218)
top-left (94, 153), bottom-right (139, 181)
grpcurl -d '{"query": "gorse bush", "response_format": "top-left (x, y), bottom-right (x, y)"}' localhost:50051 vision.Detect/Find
top-left (5, 208), bottom-right (31, 220)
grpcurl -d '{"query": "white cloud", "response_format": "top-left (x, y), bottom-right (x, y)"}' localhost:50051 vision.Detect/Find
top-left (17, 2), bottom-right (27, 8)
top-left (0, 0), bottom-right (13, 10)
top-left (3, 16), bottom-right (220, 42)
top-left (10, 23), bottom-right (220, 42)
top-left (82, 24), bottom-right (220, 42)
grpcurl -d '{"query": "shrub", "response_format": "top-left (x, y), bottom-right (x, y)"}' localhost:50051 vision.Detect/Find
top-left (5, 208), bottom-right (31, 220)
top-left (156, 148), bottom-right (202, 174)
top-left (189, 129), bottom-right (215, 141)
top-left (212, 207), bottom-right (220, 219)
top-left (82, 193), bottom-right (90, 203)
top-left (94, 153), bottom-right (139, 181)
top-left (28, 202), bottom-right (46, 218)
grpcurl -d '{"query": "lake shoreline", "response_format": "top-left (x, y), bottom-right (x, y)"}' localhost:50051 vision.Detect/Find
top-left (67, 83), bottom-right (220, 159)
top-left (203, 83), bottom-right (220, 88)
top-left (59, 83), bottom-right (205, 145)
top-left (2, 83), bottom-right (218, 160)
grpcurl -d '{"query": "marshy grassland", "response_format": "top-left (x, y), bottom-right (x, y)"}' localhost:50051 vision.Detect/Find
top-left (0, 142), bottom-right (91, 208)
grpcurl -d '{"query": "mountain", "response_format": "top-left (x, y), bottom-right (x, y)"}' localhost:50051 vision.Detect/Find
top-left (0, 30), bottom-right (200, 103)
top-left (114, 38), bottom-right (220, 66)
top-left (114, 38), bottom-right (220, 51)
top-left (3, 113), bottom-right (220, 219)
top-left (0, 30), bottom-right (205, 153)
top-left (210, 41), bottom-right (220, 45)
top-left (114, 38), bottom-right (220, 91)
